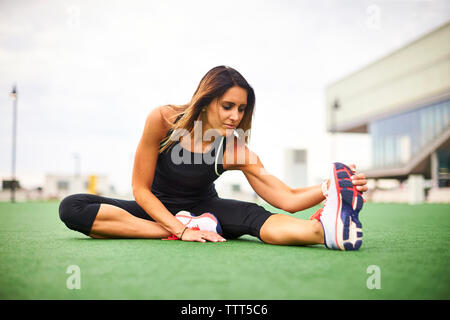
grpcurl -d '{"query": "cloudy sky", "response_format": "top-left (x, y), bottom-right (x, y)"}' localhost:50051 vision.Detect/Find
top-left (1, 0), bottom-right (449, 195)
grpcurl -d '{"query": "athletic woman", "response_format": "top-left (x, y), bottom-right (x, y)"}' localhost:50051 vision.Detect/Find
top-left (59, 66), bottom-right (368, 251)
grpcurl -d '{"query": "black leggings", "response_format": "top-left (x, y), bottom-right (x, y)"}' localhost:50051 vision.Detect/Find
top-left (58, 193), bottom-right (274, 240)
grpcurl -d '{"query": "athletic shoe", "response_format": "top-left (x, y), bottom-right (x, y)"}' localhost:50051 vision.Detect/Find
top-left (318, 162), bottom-right (364, 251)
top-left (175, 211), bottom-right (223, 235)
top-left (309, 207), bottom-right (323, 222)
top-left (162, 211), bottom-right (223, 240)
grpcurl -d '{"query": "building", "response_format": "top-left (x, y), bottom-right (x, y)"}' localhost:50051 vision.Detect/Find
top-left (44, 174), bottom-right (113, 200)
top-left (325, 22), bottom-right (450, 203)
top-left (283, 148), bottom-right (307, 188)
top-left (0, 179), bottom-right (43, 202)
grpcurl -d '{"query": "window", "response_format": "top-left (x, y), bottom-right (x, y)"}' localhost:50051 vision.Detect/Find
top-left (57, 181), bottom-right (69, 191)
top-left (370, 99), bottom-right (450, 168)
top-left (294, 150), bottom-right (306, 164)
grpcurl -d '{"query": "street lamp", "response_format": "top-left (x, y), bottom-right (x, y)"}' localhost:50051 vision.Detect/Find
top-left (331, 99), bottom-right (340, 161)
top-left (9, 84), bottom-right (18, 203)
top-left (73, 153), bottom-right (81, 177)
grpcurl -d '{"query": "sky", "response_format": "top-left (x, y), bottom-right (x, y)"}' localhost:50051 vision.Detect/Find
top-left (0, 0), bottom-right (449, 196)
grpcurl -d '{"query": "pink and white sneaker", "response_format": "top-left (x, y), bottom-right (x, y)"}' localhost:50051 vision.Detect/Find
top-left (176, 211), bottom-right (222, 235)
top-left (163, 211), bottom-right (222, 240)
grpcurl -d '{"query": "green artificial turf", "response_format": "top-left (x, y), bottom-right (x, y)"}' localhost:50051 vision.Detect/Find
top-left (0, 200), bottom-right (449, 300)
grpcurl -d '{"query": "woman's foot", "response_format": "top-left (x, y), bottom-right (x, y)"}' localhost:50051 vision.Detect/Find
top-left (175, 211), bottom-right (223, 234)
top-left (162, 211), bottom-right (223, 240)
top-left (316, 162), bottom-right (364, 251)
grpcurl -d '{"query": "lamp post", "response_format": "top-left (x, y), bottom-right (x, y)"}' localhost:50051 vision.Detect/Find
top-left (73, 153), bottom-right (81, 177)
top-left (10, 85), bottom-right (18, 203)
top-left (331, 99), bottom-right (340, 161)
top-left (72, 153), bottom-right (82, 195)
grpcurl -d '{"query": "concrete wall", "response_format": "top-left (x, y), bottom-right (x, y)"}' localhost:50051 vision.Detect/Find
top-left (283, 149), bottom-right (307, 188)
top-left (44, 174), bottom-right (110, 199)
top-left (326, 22), bottom-right (450, 132)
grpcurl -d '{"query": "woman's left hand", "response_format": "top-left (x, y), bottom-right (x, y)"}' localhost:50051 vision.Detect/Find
top-left (349, 164), bottom-right (368, 193)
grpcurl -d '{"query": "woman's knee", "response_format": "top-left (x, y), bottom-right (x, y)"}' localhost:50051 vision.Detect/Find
top-left (258, 214), bottom-right (281, 243)
top-left (58, 193), bottom-right (109, 236)
top-left (58, 194), bottom-right (85, 225)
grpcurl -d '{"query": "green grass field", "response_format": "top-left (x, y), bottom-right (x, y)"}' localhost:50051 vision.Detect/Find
top-left (0, 201), bottom-right (449, 300)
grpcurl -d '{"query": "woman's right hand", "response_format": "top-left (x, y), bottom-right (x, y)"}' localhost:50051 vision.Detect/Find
top-left (180, 228), bottom-right (226, 243)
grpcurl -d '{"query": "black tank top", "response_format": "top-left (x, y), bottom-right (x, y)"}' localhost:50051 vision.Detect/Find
top-left (151, 114), bottom-right (228, 206)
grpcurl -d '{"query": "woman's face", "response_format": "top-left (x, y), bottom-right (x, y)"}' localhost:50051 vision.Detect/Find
top-left (203, 86), bottom-right (248, 136)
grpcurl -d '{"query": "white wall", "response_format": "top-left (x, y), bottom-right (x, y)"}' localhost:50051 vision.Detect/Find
top-left (326, 23), bottom-right (450, 132)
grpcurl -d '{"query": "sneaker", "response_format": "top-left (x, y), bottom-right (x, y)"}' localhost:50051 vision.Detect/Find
top-left (319, 162), bottom-right (364, 251)
top-left (175, 211), bottom-right (223, 235)
top-left (309, 208), bottom-right (323, 222)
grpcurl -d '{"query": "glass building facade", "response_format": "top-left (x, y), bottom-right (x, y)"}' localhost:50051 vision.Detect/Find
top-left (369, 99), bottom-right (450, 171)
top-left (437, 149), bottom-right (450, 187)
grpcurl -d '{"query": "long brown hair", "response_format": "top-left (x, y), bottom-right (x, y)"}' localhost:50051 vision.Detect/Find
top-left (159, 65), bottom-right (256, 153)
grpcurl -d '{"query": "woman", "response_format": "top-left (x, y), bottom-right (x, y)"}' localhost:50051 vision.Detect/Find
top-left (59, 66), bottom-right (368, 251)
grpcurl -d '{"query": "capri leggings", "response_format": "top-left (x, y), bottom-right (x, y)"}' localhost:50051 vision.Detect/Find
top-left (58, 193), bottom-right (274, 240)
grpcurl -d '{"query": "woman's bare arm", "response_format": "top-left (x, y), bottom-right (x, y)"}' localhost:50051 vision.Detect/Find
top-left (233, 143), bottom-right (367, 213)
top-left (239, 153), bottom-right (324, 213)
top-left (223, 139), bottom-right (320, 213)
top-left (132, 106), bottom-right (187, 237)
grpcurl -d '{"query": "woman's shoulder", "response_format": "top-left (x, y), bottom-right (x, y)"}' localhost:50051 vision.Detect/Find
top-left (145, 105), bottom-right (183, 141)
top-left (158, 104), bottom-right (183, 128)
top-left (159, 104), bottom-right (184, 116)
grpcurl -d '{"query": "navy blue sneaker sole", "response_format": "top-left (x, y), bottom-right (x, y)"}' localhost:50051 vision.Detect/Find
top-left (334, 162), bottom-right (364, 251)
